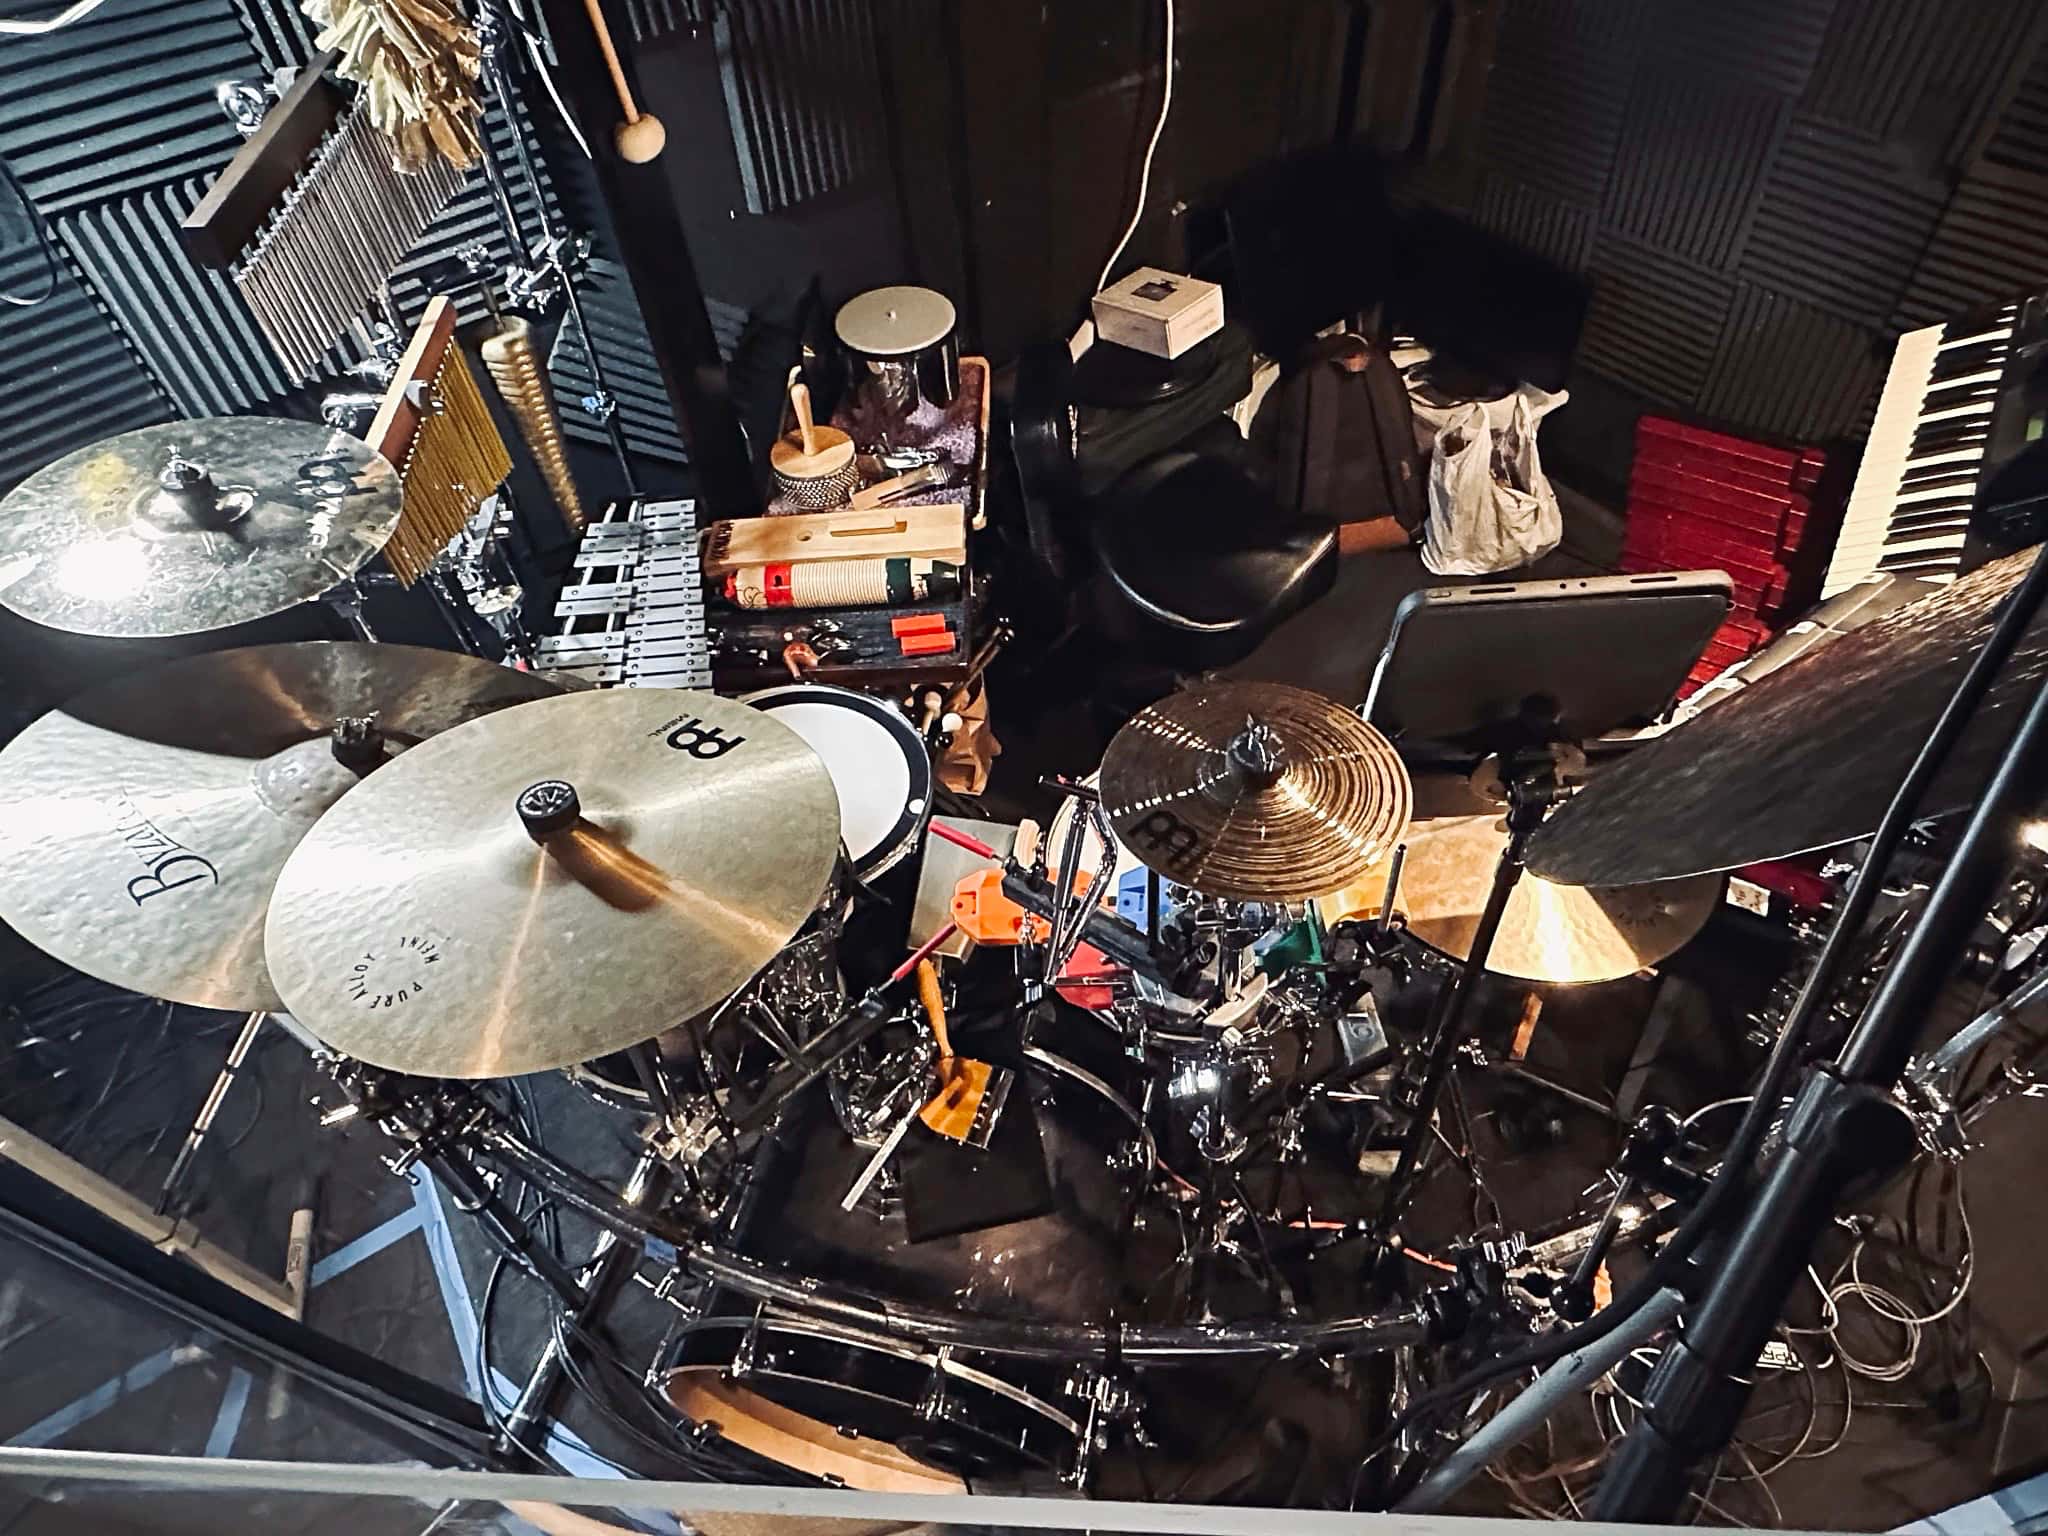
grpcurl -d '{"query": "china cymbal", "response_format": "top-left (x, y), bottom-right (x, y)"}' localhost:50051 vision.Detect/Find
top-left (1099, 681), bottom-right (1411, 900)
top-left (1527, 548), bottom-right (2048, 886)
top-left (0, 417), bottom-right (399, 637)
top-left (263, 688), bottom-right (842, 1078)
top-left (1338, 813), bottom-right (1721, 984)
top-left (0, 643), bottom-right (560, 1011)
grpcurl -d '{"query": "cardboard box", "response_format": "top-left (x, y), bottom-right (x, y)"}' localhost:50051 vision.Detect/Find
top-left (1091, 267), bottom-right (1225, 360)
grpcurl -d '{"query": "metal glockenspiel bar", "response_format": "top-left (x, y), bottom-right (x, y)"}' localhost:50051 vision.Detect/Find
top-left (535, 498), bottom-right (711, 688)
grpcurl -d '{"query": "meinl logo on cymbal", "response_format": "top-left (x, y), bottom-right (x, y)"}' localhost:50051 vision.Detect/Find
top-left (650, 713), bottom-right (746, 761)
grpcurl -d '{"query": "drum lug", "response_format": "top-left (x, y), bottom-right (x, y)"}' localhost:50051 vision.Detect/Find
top-left (730, 1304), bottom-right (766, 1381)
top-left (914, 1345), bottom-right (956, 1425)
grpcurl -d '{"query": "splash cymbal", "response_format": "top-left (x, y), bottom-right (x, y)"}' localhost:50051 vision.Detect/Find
top-left (1527, 548), bottom-right (2048, 885)
top-left (0, 643), bottom-right (560, 1011)
top-left (1099, 681), bottom-right (1411, 900)
top-left (262, 688), bottom-right (843, 1078)
top-left (1336, 812), bottom-right (1721, 984)
top-left (0, 417), bottom-right (399, 637)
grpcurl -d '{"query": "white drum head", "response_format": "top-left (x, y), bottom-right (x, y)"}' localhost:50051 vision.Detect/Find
top-left (745, 686), bottom-right (932, 879)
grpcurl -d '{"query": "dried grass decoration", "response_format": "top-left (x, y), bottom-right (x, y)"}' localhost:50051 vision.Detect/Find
top-left (303, 0), bottom-right (485, 171)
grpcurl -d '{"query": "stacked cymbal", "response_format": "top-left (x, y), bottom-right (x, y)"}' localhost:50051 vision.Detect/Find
top-left (1099, 682), bottom-right (1412, 901)
top-left (0, 644), bottom-right (559, 1010)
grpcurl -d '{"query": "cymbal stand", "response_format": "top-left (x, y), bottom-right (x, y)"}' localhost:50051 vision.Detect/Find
top-left (1376, 756), bottom-right (1561, 1234)
top-left (498, 1150), bottom-right (670, 1460)
top-left (1596, 667), bottom-right (2048, 1519)
top-left (473, 0), bottom-right (641, 498)
top-left (156, 1009), bottom-right (267, 1215)
top-left (324, 577), bottom-right (379, 641)
top-left (159, 720), bottom-right (392, 1215)
top-left (624, 1039), bottom-right (711, 1206)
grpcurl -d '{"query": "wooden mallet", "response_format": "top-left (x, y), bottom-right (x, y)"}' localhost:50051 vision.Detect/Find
top-left (582, 0), bottom-right (666, 162)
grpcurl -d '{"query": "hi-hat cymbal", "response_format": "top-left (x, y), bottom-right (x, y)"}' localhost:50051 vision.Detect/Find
top-left (1334, 813), bottom-right (1721, 984)
top-left (1099, 681), bottom-right (1411, 900)
top-left (263, 688), bottom-right (843, 1078)
top-left (0, 643), bottom-right (560, 1011)
top-left (0, 417), bottom-right (399, 637)
top-left (1527, 549), bottom-right (2048, 886)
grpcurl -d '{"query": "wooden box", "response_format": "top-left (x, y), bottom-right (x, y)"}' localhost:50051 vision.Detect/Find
top-left (1091, 267), bottom-right (1226, 359)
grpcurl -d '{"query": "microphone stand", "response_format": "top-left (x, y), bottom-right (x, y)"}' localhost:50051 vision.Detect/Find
top-left (1593, 661), bottom-right (2048, 1519)
top-left (1376, 720), bottom-right (1566, 1233)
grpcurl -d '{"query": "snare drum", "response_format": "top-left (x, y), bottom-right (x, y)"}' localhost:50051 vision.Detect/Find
top-left (744, 685), bottom-right (933, 882)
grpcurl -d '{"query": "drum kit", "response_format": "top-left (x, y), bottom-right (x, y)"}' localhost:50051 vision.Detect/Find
top-left (8, 415), bottom-right (2046, 1500)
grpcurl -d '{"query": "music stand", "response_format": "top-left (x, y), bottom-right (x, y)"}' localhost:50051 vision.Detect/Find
top-left (1364, 570), bottom-right (1732, 754)
top-left (1361, 571), bottom-right (1729, 1228)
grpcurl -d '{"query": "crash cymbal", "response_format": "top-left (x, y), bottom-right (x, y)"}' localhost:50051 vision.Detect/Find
top-left (0, 417), bottom-right (399, 637)
top-left (1335, 813), bottom-right (1720, 984)
top-left (0, 643), bottom-right (560, 1011)
top-left (263, 688), bottom-right (842, 1078)
top-left (1527, 549), bottom-right (2048, 885)
top-left (1099, 681), bottom-right (1411, 900)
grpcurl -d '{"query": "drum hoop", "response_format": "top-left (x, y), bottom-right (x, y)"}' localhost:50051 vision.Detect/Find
top-left (664, 1370), bottom-right (967, 1494)
top-left (676, 1311), bottom-right (1081, 1434)
top-left (743, 685), bottom-right (934, 879)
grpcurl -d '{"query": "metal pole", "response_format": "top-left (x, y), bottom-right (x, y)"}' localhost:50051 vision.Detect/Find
top-left (1377, 796), bottom-right (1541, 1230)
top-left (555, 272), bottom-right (642, 497)
top-left (499, 1152), bottom-right (667, 1457)
top-left (475, 2), bottom-right (642, 496)
top-left (532, 0), bottom-right (760, 514)
top-left (1398, 1287), bottom-right (1685, 1512)
top-left (1595, 665), bottom-right (2048, 1520)
top-left (157, 1011), bottom-right (267, 1215)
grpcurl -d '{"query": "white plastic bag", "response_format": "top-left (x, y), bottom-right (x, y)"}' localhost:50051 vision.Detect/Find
top-left (1417, 385), bottom-right (1567, 576)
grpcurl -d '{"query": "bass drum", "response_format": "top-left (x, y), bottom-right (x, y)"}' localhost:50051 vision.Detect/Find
top-left (743, 684), bottom-right (933, 883)
top-left (663, 1312), bottom-right (1079, 1492)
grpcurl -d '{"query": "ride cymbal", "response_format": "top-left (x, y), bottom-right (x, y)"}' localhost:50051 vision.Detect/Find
top-left (0, 643), bottom-right (560, 1011)
top-left (1336, 812), bottom-right (1721, 984)
top-left (1527, 548), bottom-right (2048, 885)
top-left (1099, 681), bottom-right (1411, 900)
top-left (0, 417), bottom-right (399, 637)
top-left (263, 688), bottom-right (843, 1078)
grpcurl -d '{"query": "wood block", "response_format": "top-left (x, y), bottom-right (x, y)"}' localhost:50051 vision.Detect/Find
top-left (703, 504), bottom-right (966, 576)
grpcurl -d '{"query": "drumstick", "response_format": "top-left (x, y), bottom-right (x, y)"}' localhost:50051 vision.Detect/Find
top-left (916, 959), bottom-right (953, 1069)
top-left (931, 820), bottom-right (999, 860)
top-left (890, 921), bottom-right (959, 983)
